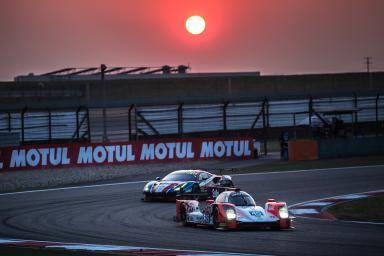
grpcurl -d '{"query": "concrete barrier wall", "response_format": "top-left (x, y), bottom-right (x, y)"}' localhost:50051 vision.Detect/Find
top-left (318, 137), bottom-right (384, 158)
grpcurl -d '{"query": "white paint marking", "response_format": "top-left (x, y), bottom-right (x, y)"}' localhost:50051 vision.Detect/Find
top-left (333, 194), bottom-right (368, 200)
top-left (301, 202), bottom-right (333, 206)
top-left (230, 164), bottom-right (384, 177)
top-left (290, 209), bottom-right (319, 215)
top-left (47, 245), bottom-right (143, 251)
top-left (339, 220), bottom-right (384, 226)
top-left (0, 238), bottom-right (21, 243)
top-left (0, 180), bottom-right (147, 196)
top-left (0, 237), bottom-right (264, 256)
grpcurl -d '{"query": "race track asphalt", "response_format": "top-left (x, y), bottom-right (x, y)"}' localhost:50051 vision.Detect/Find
top-left (0, 165), bottom-right (383, 256)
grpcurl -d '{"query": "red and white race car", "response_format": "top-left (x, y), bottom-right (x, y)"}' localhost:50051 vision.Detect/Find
top-left (175, 189), bottom-right (293, 230)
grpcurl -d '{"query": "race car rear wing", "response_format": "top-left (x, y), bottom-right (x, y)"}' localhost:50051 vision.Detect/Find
top-left (176, 186), bottom-right (241, 201)
top-left (201, 168), bottom-right (236, 175)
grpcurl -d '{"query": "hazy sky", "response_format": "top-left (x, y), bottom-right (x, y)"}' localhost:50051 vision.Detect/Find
top-left (0, 0), bottom-right (383, 81)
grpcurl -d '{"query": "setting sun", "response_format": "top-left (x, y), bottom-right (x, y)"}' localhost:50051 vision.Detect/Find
top-left (185, 15), bottom-right (206, 35)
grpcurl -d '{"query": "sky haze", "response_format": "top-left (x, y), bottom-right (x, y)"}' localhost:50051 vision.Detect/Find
top-left (0, 0), bottom-right (383, 81)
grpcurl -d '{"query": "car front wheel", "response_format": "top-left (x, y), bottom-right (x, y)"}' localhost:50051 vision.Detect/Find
top-left (213, 207), bottom-right (220, 229)
top-left (143, 193), bottom-right (152, 202)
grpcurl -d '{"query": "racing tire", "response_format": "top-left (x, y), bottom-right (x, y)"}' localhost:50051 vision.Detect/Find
top-left (191, 184), bottom-right (200, 200)
top-left (212, 207), bottom-right (220, 229)
top-left (143, 193), bottom-right (152, 202)
top-left (180, 205), bottom-right (194, 227)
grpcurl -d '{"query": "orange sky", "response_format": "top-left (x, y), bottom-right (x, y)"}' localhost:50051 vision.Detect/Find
top-left (0, 0), bottom-right (383, 81)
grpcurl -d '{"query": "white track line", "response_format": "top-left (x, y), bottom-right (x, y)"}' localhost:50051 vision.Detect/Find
top-left (230, 164), bottom-right (384, 177)
top-left (1, 164), bottom-right (383, 197)
top-left (0, 180), bottom-right (147, 196)
top-left (0, 238), bottom-right (263, 256)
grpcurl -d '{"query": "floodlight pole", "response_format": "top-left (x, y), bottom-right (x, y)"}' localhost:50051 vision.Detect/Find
top-left (365, 57), bottom-right (373, 90)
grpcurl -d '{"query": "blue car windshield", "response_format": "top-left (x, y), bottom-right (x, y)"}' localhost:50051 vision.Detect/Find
top-left (228, 193), bottom-right (256, 206)
top-left (162, 172), bottom-right (197, 181)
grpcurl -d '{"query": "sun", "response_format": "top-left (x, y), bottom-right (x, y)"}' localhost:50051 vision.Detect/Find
top-left (185, 15), bottom-right (206, 35)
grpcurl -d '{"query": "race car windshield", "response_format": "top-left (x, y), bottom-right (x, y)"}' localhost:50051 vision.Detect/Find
top-left (162, 173), bottom-right (197, 181)
top-left (228, 194), bottom-right (256, 206)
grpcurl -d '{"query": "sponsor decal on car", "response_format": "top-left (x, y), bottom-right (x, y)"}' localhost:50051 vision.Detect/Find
top-left (249, 210), bottom-right (263, 217)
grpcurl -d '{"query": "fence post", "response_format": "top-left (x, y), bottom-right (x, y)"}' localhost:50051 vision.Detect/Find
top-left (265, 98), bottom-right (270, 128)
top-left (376, 93), bottom-right (380, 136)
top-left (293, 113), bottom-right (297, 139)
top-left (48, 108), bottom-right (52, 142)
top-left (86, 107), bottom-right (91, 142)
top-left (128, 104), bottom-right (135, 141)
top-left (7, 112), bottom-right (11, 132)
top-left (134, 107), bottom-right (138, 140)
top-left (76, 106), bottom-right (81, 141)
top-left (308, 95), bottom-right (313, 137)
top-left (178, 103), bottom-right (183, 136)
top-left (262, 98), bottom-right (268, 155)
top-left (353, 93), bottom-right (358, 136)
top-left (223, 101), bottom-right (229, 131)
top-left (21, 107), bottom-right (27, 144)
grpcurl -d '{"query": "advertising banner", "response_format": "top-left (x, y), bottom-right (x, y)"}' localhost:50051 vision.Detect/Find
top-left (0, 137), bottom-right (253, 171)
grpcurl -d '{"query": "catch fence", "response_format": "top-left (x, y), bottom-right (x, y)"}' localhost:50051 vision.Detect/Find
top-left (0, 94), bottom-right (383, 147)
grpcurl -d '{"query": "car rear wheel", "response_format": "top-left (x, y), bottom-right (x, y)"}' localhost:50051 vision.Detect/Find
top-left (213, 207), bottom-right (220, 229)
top-left (180, 205), bottom-right (194, 227)
top-left (191, 184), bottom-right (200, 200)
top-left (192, 184), bottom-right (200, 193)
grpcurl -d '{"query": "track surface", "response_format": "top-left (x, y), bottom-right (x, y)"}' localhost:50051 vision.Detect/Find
top-left (0, 166), bottom-right (384, 256)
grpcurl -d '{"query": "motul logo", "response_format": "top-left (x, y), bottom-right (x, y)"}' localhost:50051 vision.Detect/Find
top-left (0, 137), bottom-right (254, 171)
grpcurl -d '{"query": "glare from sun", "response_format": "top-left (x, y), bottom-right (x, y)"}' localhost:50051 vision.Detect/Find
top-left (186, 16), bottom-right (206, 35)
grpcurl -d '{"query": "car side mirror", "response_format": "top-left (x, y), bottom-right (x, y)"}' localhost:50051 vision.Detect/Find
top-left (155, 177), bottom-right (161, 181)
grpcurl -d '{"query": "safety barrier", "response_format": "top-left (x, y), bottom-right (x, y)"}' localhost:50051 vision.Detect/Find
top-left (0, 137), bottom-right (253, 171)
top-left (288, 140), bottom-right (318, 161)
top-left (288, 136), bottom-right (384, 160)
top-left (317, 136), bottom-right (384, 158)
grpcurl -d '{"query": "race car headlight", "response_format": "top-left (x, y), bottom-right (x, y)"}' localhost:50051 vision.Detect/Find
top-left (226, 208), bottom-right (237, 220)
top-left (143, 183), bottom-right (150, 192)
top-left (278, 205), bottom-right (289, 219)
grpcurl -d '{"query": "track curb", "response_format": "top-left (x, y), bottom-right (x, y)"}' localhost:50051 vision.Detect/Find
top-left (289, 190), bottom-right (384, 223)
